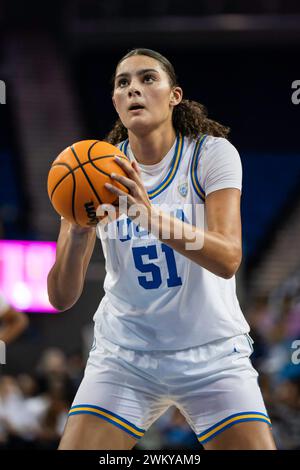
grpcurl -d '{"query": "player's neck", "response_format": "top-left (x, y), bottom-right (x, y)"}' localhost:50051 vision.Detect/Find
top-left (128, 127), bottom-right (177, 165)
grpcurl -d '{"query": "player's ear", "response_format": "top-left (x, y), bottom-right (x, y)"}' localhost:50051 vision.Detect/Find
top-left (170, 86), bottom-right (183, 107)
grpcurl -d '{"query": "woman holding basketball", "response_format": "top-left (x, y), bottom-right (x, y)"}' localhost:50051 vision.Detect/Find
top-left (48, 48), bottom-right (276, 450)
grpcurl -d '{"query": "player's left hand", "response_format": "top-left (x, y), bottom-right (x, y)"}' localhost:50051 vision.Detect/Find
top-left (101, 156), bottom-right (152, 223)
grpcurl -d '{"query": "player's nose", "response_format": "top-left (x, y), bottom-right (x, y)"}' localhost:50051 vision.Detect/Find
top-left (128, 81), bottom-right (142, 97)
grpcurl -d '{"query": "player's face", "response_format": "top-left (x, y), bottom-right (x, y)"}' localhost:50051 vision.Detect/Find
top-left (112, 55), bottom-right (182, 135)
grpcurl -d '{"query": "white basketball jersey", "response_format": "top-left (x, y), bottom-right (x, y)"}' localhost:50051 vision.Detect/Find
top-left (94, 134), bottom-right (250, 350)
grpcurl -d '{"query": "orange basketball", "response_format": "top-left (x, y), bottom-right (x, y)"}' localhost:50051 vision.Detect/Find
top-left (47, 140), bottom-right (130, 227)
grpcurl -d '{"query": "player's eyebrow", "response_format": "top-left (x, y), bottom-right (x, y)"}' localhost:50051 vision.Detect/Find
top-left (115, 68), bottom-right (159, 80)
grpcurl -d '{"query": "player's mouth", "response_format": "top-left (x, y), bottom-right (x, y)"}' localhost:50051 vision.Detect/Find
top-left (128, 103), bottom-right (145, 113)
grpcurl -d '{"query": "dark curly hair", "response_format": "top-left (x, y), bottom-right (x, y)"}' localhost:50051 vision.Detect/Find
top-left (105, 48), bottom-right (230, 145)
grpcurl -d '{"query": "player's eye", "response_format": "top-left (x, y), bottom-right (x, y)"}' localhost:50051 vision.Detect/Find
top-left (117, 78), bottom-right (128, 87)
top-left (144, 74), bottom-right (155, 83)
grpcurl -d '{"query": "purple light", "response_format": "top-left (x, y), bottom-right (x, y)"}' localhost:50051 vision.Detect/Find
top-left (0, 240), bottom-right (58, 313)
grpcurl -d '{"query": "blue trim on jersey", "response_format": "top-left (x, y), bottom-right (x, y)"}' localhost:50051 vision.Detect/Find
top-left (197, 411), bottom-right (272, 444)
top-left (121, 134), bottom-right (184, 200)
top-left (118, 141), bottom-right (127, 153)
top-left (123, 139), bottom-right (129, 156)
top-left (148, 134), bottom-right (184, 199)
top-left (190, 135), bottom-right (207, 202)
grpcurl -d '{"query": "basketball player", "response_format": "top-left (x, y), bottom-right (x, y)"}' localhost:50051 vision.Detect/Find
top-left (48, 49), bottom-right (276, 450)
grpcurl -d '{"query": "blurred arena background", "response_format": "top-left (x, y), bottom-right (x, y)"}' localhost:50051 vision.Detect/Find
top-left (0, 0), bottom-right (300, 450)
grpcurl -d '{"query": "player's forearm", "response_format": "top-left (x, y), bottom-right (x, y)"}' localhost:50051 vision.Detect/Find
top-left (148, 207), bottom-right (241, 279)
top-left (47, 231), bottom-right (90, 311)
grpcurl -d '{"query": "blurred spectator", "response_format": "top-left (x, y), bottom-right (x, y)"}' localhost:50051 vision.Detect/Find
top-left (268, 295), bottom-right (295, 344)
top-left (37, 391), bottom-right (69, 449)
top-left (245, 288), bottom-right (300, 450)
top-left (0, 375), bottom-right (41, 448)
top-left (271, 378), bottom-right (300, 450)
top-left (66, 352), bottom-right (85, 390)
top-left (35, 348), bottom-right (76, 404)
top-left (282, 295), bottom-right (300, 340)
top-left (0, 291), bottom-right (29, 345)
top-left (0, 370), bottom-right (69, 449)
top-left (247, 293), bottom-right (274, 340)
top-left (245, 293), bottom-right (274, 368)
top-left (0, 348), bottom-right (78, 449)
top-left (258, 295), bottom-right (300, 382)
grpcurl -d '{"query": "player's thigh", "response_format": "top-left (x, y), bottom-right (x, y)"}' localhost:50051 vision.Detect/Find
top-left (204, 421), bottom-right (276, 450)
top-left (58, 413), bottom-right (138, 450)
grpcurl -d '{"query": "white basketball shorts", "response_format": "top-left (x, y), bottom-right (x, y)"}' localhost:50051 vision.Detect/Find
top-left (69, 325), bottom-right (271, 445)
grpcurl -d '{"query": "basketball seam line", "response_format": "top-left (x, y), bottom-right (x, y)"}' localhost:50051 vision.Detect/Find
top-left (52, 154), bottom-right (122, 172)
top-left (50, 162), bottom-right (73, 200)
top-left (50, 161), bottom-right (78, 224)
top-left (70, 145), bottom-right (103, 206)
top-left (87, 141), bottom-right (128, 176)
top-left (50, 155), bottom-right (118, 198)
top-left (51, 155), bottom-right (114, 190)
top-left (71, 168), bottom-right (78, 225)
